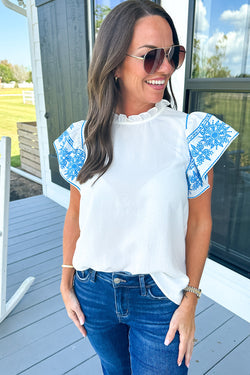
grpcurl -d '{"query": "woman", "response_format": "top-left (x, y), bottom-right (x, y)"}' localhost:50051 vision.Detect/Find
top-left (54, 1), bottom-right (238, 374)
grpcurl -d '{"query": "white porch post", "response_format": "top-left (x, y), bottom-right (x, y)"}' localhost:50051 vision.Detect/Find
top-left (0, 136), bottom-right (35, 323)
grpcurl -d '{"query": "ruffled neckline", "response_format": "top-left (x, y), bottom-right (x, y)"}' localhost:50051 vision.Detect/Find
top-left (114, 99), bottom-right (170, 124)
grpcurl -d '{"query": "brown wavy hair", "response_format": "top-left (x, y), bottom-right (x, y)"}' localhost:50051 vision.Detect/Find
top-left (77, 0), bottom-right (180, 184)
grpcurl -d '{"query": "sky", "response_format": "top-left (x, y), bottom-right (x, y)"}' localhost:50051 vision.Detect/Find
top-left (0, 1), bottom-right (31, 69)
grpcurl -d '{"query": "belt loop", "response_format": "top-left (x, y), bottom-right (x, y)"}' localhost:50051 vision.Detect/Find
top-left (90, 269), bottom-right (97, 283)
top-left (139, 275), bottom-right (146, 296)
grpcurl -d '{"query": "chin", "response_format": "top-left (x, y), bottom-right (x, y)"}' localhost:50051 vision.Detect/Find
top-left (148, 94), bottom-right (164, 104)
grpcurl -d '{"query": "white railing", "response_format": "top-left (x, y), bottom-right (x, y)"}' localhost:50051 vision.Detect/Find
top-left (22, 90), bottom-right (35, 105)
top-left (0, 136), bottom-right (35, 323)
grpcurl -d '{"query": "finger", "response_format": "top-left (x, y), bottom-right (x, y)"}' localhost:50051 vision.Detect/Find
top-left (164, 324), bottom-right (177, 346)
top-left (69, 310), bottom-right (87, 337)
top-left (69, 295), bottom-right (85, 325)
top-left (177, 337), bottom-right (187, 367)
top-left (75, 306), bottom-right (85, 326)
top-left (185, 339), bottom-right (194, 368)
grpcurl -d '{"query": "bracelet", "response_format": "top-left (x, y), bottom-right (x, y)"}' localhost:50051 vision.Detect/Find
top-left (61, 264), bottom-right (74, 269)
top-left (183, 285), bottom-right (202, 299)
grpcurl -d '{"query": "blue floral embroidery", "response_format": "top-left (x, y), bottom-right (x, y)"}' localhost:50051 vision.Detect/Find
top-left (186, 159), bottom-right (203, 192)
top-left (199, 118), bottom-right (232, 149)
top-left (54, 121), bottom-right (86, 189)
top-left (189, 142), bottom-right (213, 166)
top-left (186, 113), bottom-right (238, 198)
top-left (63, 148), bottom-right (85, 181)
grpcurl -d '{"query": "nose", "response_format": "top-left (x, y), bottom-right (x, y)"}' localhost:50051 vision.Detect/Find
top-left (158, 54), bottom-right (174, 73)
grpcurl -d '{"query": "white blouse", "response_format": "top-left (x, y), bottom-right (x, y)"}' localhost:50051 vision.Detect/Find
top-left (54, 100), bottom-right (238, 304)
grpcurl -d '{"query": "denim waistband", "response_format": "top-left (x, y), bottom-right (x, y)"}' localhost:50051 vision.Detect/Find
top-left (83, 268), bottom-right (156, 288)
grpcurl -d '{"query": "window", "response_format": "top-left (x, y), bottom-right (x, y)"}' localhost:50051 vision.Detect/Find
top-left (185, 1), bottom-right (250, 277)
top-left (192, 0), bottom-right (250, 78)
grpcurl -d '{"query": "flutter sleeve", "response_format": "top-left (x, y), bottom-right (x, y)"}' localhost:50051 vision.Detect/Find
top-left (185, 112), bottom-right (239, 199)
top-left (53, 120), bottom-right (86, 191)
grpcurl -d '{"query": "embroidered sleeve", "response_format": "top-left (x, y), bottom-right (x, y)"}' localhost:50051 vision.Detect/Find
top-left (186, 112), bottom-right (238, 199)
top-left (53, 120), bottom-right (86, 191)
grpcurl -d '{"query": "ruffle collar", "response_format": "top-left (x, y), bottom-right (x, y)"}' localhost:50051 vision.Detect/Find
top-left (114, 99), bottom-right (170, 124)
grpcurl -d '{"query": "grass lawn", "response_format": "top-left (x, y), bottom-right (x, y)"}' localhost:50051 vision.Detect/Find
top-left (0, 88), bottom-right (36, 167)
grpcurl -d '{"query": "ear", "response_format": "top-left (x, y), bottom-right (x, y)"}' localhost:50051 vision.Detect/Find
top-left (114, 66), bottom-right (121, 79)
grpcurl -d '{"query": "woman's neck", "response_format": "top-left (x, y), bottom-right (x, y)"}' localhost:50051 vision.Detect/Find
top-left (115, 101), bottom-right (155, 117)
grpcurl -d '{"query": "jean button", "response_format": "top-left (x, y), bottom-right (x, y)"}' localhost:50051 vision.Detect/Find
top-left (114, 278), bottom-right (121, 284)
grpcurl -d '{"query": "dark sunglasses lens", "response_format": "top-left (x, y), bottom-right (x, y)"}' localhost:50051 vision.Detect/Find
top-left (144, 48), bottom-right (165, 74)
top-left (168, 46), bottom-right (186, 69)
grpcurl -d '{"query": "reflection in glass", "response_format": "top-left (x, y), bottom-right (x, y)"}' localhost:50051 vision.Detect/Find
top-left (189, 91), bottom-right (250, 277)
top-left (94, 1), bottom-right (123, 34)
top-left (192, 0), bottom-right (250, 78)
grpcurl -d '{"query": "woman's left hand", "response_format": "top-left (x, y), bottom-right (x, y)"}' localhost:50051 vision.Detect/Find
top-left (164, 298), bottom-right (196, 368)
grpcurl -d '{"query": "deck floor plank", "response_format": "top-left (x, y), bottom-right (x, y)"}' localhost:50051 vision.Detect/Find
top-left (7, 256), bottom-right (62, 286)
top-left (8, 213), bottom-right (64, 234)
top-left (194, 303), bottom-right (234, 344)
top-left (9, 212), bottom-right (65, 234)
top-left (64, 355), bottom-right (103, 375)
top-left (0, 195), bottom-right (248, 375)
top-left (7, 265), bottom-right (60, 292)
top-left (0, 310), bottom-right (69, 361)
top-left (205, 335), bottom-right (250, 375)
top-left (7, 246), bottom-right (61, 275)
top-left (7, 239), bottom-right (62, 263)
top-left (0, 325), bottom-right (87, 375)
top-left (7, 278), bottom-right (61, 316)
top-left (7, 232), bottom-right (62, 254)
top-left (189, 315), bottom-right (250, 374)
top-left (0, 294), bottom-right (63, 339)
top-left (7, 222), bottom-right (64, 246)
top-left (18, 338), bottom-right (97, 375)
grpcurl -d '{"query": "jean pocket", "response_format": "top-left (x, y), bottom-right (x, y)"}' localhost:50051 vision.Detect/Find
top-left (75, 269), bottom-right (91, 282)
top-left (147, 283), bottom-right (168, 300)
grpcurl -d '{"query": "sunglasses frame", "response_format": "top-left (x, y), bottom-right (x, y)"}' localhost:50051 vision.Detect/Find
top-left (126, 45), bottom-right (186, 74)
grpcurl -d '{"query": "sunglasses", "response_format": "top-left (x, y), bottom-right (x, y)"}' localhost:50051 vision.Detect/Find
top-left (126, 45), bottom-right (186, 74)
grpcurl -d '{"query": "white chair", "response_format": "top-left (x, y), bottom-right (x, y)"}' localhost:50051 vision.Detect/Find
top-left (0, 136), bottom-right (35, 323)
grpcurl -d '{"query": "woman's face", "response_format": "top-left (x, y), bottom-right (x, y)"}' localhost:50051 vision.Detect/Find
top-left (116, 15), bottom-right (175, 116)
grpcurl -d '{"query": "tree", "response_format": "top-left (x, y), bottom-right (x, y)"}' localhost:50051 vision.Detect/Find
top-left (192, 35), bottom-right (231, 78)
top-left (205, 35), bottom-right (231, 78)
top-left (27, 70), bottom-right (32, 82)
top-left (12, 64), bottom-right (29, 82)
top-left (0, 60), bottom-right (32, 83)
top-left (0, 59), bottom-right (13, 70)
top-left (95, 5), bottom-right (111, 32)
top-left (192, 38), bottom-right (201, 78)
top-left (0, 64), bottom-right (14, 83)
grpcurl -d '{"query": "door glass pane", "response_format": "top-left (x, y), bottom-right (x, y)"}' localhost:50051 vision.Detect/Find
top-left (94, 1), bottom-right (159, 34)
top-left (189, 91), bottom-right (250, 277)
top-left (94, 1), bottom-right (122, 33)
top-left (192, 0), bottom-right (250, 78)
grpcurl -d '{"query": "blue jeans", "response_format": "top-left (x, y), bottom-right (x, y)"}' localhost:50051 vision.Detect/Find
top-left (74, 269), bottom-right (188, 375)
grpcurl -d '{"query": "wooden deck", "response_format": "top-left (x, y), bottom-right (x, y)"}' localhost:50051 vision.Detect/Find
top-left (0, 195), bottom-right (249, 375)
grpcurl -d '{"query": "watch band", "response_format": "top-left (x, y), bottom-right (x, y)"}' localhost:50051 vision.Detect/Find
top-left (183, 285), bottom-right (202, 298)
